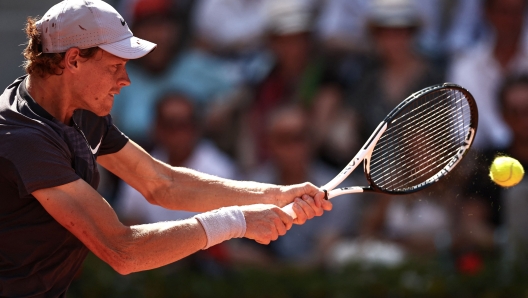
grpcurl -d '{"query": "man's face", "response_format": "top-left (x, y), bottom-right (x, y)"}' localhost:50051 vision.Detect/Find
top-left (372, 26), bottom-right (416, 60)
top-left (486, 0), bottom-right (526, 39)
top-left (154, 96), bottom-right (197, 159)
top-left (133, 17), bottom-right (180, 74)
top-left (267, 109), bottom-right (311, 169)
top-left (503, 84), bottom-right (528, 141)
top-left (71, 49), bottom-right (130, 116)
top-left (269, 32), bottom-right (310, 76)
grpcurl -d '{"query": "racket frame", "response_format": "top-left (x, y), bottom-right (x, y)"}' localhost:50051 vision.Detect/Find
top-left (325, 83), bottom-right (478, 199)
top-left (282, 83), bottom-right (478, 219)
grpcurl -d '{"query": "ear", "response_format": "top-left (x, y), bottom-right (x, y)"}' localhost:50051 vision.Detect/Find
top-left (63, 48), bottom-right (82, 73)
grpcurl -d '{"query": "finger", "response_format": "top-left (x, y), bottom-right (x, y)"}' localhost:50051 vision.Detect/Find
top-left (297, 196), bottom-right (317, 219)
top-left (303, 182), bottom-right (321, 197)
top-left (274, 216), bottom-right (288, 236)
top-left (276, 207), bottom-right (294, 230)
top-left (322, 199), bottom-right (333, 211)
top-left (292, 198), bottom-right (308, 225)
top-left (314, 191), bottom-right (327, 208)
top-left (256, 239), bottom-right (270, 245)
top-left (302, 194), bottom-right (323, 216)
top-left (270, 224), bottom-right (279, 241)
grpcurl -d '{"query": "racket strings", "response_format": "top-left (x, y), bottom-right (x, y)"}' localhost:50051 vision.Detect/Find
top-left (372, 116), bottom-right (465, 188)
top-left (379, 125), bottom-right (463, 190)
top-left (373, 111), bottom-right (464, 190)
top-left (370, 92), bottom-right (468, 170)
top-left (376, 92), bottom-right (468, 188)
top-left (372, 96), bottom-right (469, 163)
top-left (375, 91), bottom-right (469, 148)
top-left (372, 93), bottom-right (471, 170)
top-left (375, 91), bottom-right (470, 190)
top-left (372, 100), bottom-right (467, 188)
top-left (369, 90), bottom-right (472, 192)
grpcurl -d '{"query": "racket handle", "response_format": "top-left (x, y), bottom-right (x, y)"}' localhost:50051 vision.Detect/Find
top-left (282, 190), bottom-right (329, 220)
top-left (282, 202), bottom-right (297, 220)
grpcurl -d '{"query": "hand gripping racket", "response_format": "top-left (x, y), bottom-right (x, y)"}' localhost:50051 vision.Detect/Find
top-left (283, 83), bottom-right (478, 219)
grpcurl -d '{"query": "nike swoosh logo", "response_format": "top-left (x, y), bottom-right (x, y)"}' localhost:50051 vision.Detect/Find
top-left (120, 18), bottom-right (126, 26)
top-left (91, 137), bottom-right (102, 155)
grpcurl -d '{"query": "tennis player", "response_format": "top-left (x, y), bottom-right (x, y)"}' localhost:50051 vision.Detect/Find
top-left (0, 0), bottom-right (331, 296)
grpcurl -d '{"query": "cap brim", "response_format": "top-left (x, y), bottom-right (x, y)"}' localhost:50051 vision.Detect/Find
top-left (99, 36), bottom-right (157, 59)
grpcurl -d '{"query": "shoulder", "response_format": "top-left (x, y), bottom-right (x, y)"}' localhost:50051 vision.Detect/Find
top-left (0, 125), bottom-right (78, 196)
top-left (0, 76), bottom-right (25, 101)
top-left (0, 124), bottom-right (57, 145)
top-left (0, 125), bottom-right (70, 158)
top-left (0, 76), bottom-right (25, 117)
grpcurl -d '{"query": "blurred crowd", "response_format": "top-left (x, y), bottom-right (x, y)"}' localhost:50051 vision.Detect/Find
top-left (101, 0), bottom-right (528, 275)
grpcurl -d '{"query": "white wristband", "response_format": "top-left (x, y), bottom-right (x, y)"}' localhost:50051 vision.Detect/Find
top-left (194, 206), bottom-right (246, 249)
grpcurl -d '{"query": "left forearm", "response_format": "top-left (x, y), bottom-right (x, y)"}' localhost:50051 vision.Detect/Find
top-left (149, 166), bottom-right (281, 212)
top-left (97, 141), bottom-right (302, 213)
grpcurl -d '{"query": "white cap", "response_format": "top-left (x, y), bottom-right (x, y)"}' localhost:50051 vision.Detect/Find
top-left (267, 0), bottom-right (312, 35)
top-left (36, 0), bottom-right (156, 59)
top-left (368, 0), bottom-right (422, 28)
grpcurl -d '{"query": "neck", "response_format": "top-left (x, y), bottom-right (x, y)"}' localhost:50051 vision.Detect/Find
top-left (385, 52), bottom-right (417, 70)
top-left (278, 62), bottom-right (307, 82)
top-left (26, 74), bottom-right (76, 125)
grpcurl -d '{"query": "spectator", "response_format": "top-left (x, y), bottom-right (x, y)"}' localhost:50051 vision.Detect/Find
top-left (192, 0), bottom-right (268, 53)
top-left (231, 0), bottom-right (349, 171)
top-left (113, 0), bottom-right (249, 146)
top-left (116, 92), bottom-right (239, 225)
top-left (245, 104), bottom-right (361, 266)
top-left (447, 0), bottom-right (528, 150)
top-left (315, 0), bottom-right (370, 53)
top-left (444, 0), bottom-right (488, 55)
top-left (316, 0), bottom-right (450, 57)
top-left (347, 0), bottom-right (444, 140)
top-left (101, 0), bottom-right (191, 202)
top-left (111, 0), bottom-right (187, 147)
top-left (462, 75), bottom-right (528, 257)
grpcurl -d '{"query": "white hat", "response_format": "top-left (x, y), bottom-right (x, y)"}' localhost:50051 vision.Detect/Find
top-left (267, 0), bottom-right (312, 35)
top-left (368, 0), bottom-right (422, 28)
top-left (36, 0), bottom-right (156, 59)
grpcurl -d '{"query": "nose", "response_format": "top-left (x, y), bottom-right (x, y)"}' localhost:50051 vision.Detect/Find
top-left (118, 68), bottom-right (131, 87)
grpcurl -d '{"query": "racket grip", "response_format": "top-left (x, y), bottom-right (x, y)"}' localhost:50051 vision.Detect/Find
top-left (282, 190), bottom-right (328, 220)
top-left (282, 202), bottom-right (297, 220)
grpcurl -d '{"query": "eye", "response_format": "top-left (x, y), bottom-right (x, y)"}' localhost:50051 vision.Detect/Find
top-left (110, 64), bottom-right (120, 72)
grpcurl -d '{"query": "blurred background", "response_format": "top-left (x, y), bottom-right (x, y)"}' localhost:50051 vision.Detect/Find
top-left (2, 0), bottom-right (528, 296)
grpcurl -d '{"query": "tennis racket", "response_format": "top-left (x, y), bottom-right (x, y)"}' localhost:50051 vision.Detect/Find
top-left (283, 83), bottom-right (479, 219)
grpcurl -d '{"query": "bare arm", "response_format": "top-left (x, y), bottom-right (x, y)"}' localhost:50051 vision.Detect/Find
top-left (32, 179), bottom-right (293, 274)
top-left (98, 141), bottom-right (331, 220)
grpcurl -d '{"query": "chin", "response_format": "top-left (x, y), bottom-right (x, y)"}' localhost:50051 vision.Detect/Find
top-left (97, 98), bottom-right (114, 116)
top-left (98, 111), bottom-right (112, 117)
top-left (93, 105), bottom-right (113, 117)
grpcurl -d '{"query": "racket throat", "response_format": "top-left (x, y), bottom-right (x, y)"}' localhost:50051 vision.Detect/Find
top-left (322, 122), bottom-right (387, 192)
top-left (327, 186), bottom-right (367, 199)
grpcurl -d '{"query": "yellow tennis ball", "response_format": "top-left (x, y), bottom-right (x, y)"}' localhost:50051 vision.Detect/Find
top-left (489, 156), bottom-right (524, 187)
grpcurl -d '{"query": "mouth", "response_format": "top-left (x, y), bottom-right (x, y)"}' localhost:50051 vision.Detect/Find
top-left (109, 89), bottom-right (121, 97)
